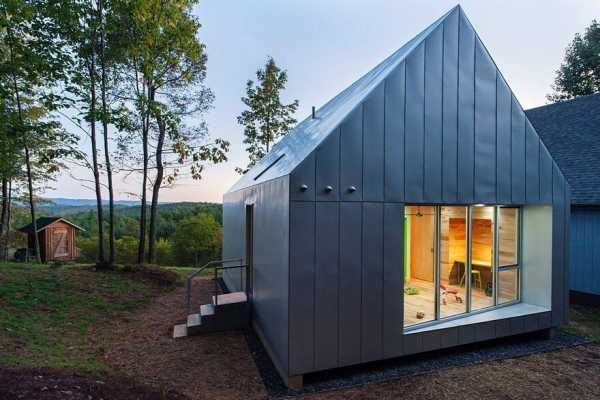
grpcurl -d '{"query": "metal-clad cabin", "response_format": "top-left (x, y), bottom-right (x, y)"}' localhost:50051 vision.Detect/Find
top-left (223, 6), bottom-right (570, 388)
top-left (17, 217), bottom-right (84, 263)
top-left (527, 93), bottom-right (600, 302)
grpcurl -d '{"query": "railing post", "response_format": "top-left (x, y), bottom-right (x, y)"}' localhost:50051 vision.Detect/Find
top-left (214, 263), bottom-right (218, 307)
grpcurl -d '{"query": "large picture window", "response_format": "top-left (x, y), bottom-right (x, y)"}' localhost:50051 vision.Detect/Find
top-left (403, 205), bottom-right (521, 328)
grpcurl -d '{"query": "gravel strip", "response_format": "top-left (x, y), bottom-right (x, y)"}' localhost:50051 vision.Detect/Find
top-left (245, 330), bottom-right (588, 398)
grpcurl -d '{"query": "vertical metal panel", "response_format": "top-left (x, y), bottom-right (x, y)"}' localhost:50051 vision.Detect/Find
top-left (474, 38), bottom-right (497, 202)
top-left (495, 319), bottom-right (510, 337)
top-left (525, 120), bottom-right (540, 202)
top-left (458, 325), bottom-right (475, 345)
top-left (251, 178), bottom-right (290, 373)
top-left (315, 202), bottom-right (339, 370)
top-left (363, 84), bottom-right (385, 201)
top-left (223, 177), bottom-right (290, 376)
top-left (571, 209), bottom-right (600, 296)
top-left (338, 202), bottom-right (362, 366)
top-left (476, 321), bottom-right (496, 341)
top-left (552, 164), bottom-right (565, 326)
top-left (442, 8), bottom-right (459, 202)
top-left (361, 203), bottom-right (384, 362)
top-left (340, 106), bottom-right (363, 201)
top-left (539, 144), bottom-right (553, 203)
top-left (405, 42), bottom-right (425, 202)
top-left (290, 153), bottom-right (315, 201)
top-left (538, 312), bottom-right (552, 329)
top-left (440, 327), bottom-right (459, 348)
top-left (509, 316), bottom-right (525, 334)
top-left (316, 128), bottom-right (340, 201)
top-left (403, 333), bottom-right (422, 356)
top-left (384, 62), bottom-right (406, 202)
top-left (289, 201), bottom-right (315, 374)
top-left (457, 12), bottom-right (475, 203)
top-left (424, 25), bottom-right (444, 202)
top-left (383, 203), bottom-right (404, 358)
top-left (511, 97), bottom-right (526, 203)
top-left (422, 331), bottom-right (441, 352)
top-left (496, 76), bottom-right (512, 203)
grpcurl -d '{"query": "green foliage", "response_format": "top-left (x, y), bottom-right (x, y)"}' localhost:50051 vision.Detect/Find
top-left (68, 203), bottom-right (222, 266)
top-left (171, 212), bottom-right (222, 266)
top-left (549, 20), bottom-right (600, 102)
top-left (236, 57), bottom-right (299, 174)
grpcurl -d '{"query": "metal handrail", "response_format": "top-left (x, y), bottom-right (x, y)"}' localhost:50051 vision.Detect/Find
top-left (186, 257), bottom-right (242, 314)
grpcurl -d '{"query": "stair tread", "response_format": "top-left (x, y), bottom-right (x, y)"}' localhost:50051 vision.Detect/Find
top-left (187, 313), bottom-right (201, 327)
top-left (200, 303), bottom-right (215, 316)
top-left (173, 323), bottom-right (188, 338)
top-left (212, 291), bottom-right (247, 305)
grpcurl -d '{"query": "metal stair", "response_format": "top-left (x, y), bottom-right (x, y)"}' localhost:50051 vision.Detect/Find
top-left (173, 258), bottom-right (249, 338)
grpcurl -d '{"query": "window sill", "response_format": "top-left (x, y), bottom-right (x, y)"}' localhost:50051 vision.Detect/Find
top-left (404, 302), bottom-right (550, 334)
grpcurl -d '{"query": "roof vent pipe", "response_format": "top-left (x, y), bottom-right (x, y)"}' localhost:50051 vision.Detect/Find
top-left (312, 106), bottom-right (316, 119)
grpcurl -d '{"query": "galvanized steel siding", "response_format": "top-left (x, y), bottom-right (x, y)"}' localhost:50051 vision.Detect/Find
top-left (284, 6), bottom-right (569, 377)
top-left (222, 176), bottom-right (290, 374)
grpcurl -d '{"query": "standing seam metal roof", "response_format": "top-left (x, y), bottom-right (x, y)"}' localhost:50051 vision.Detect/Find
top-left (227, 6), bottom-right (456, 193)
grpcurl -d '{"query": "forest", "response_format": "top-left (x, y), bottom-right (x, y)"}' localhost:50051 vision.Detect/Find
top-left (0, 0), bottom-right (297, 269)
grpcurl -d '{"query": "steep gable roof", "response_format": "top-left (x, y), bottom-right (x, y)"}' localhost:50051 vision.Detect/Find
top-left (227, 6), bottom-right (456, 193)
top-left (526, 93), bottom-right (600, 205)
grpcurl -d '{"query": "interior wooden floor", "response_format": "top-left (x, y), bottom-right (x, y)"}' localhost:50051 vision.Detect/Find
top-left (404, 279), bottom-right (493, 326)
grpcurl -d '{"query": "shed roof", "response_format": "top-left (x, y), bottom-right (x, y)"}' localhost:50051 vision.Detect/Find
top-left (18, 217), bottom-right (85, 234)
top-left (227, 6), bottom-right (456, 193)
top-left (526, 93), bottom-right (600, 205)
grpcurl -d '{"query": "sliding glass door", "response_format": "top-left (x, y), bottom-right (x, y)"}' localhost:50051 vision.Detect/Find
top-left (403, 205), bottom-right (520, 329)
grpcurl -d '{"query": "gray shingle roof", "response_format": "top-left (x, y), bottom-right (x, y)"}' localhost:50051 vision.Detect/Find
top-left (526, 93), bottom-right (600, 205)
top-left (227, 6), bottom-right (456, 193)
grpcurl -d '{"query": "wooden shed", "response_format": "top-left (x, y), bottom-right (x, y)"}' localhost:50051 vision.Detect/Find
top-left (17, 217), bottom-right (84, 263)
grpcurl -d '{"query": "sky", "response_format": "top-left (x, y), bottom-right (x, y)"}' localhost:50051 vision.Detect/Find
top-left (44, 0), bottom-right (600, 203)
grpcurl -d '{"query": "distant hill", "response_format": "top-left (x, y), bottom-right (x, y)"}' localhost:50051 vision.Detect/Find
top-left (40, 197), bottom-right (172, 215)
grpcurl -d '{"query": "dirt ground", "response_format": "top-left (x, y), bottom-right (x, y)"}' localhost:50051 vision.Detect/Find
top-left (3, 276), bottom-right (600, 400)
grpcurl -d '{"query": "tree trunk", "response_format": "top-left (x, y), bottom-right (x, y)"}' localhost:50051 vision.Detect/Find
top-left (0, 178), bottom-right (8, 261)
top-left (24, 145), bottom-right (41, 263)
top-left (6, 14), bottom-right (40, 263)
top-left (98, 0), bottom-right (115, 267)
top-left (137, 85), bottom-right (153, 265)
top-left (89, 14), bottom-right (105, 266)
top-left (147, 116), bottom-right (166, 264)
top-left (5, 180), bottom-right (11, 262)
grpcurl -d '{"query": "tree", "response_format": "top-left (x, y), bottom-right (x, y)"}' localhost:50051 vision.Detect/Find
top-left (1, 0), bottom-right (80, 263)
top-left (172, 213), bottom-right (222, 266)
top-left (236, 57), bottom-right (299, 174)
top-left (113, 0), bottom-right (228, 264)
top-left (548, 20), bottom-right (600, 102)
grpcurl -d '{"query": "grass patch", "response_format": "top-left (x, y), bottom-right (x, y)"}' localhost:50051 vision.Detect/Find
top-left (0, 262), bottom-right (172, 371)
top-left (564, 304), bottom-right (600, 343)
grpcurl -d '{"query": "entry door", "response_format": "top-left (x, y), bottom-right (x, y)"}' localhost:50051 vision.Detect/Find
top-left (245, 205), bottom-right (254, 298)
top-left (52, 228), bottom-right (69, 258)
top-left (410, 212), bottom-right (435, 281)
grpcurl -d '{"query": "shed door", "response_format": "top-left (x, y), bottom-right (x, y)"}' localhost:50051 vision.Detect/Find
top-left (52, 228), bottom-right (69, 258)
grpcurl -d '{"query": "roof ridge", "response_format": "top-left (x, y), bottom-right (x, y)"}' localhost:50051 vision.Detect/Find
top-left (526, 92), bottom-right (600, 112)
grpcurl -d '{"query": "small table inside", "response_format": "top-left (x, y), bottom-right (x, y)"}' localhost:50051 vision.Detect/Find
top-left (449, 259), bottom-right (492, 294)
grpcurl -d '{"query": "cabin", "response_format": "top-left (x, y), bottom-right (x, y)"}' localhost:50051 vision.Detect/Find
top-left (527, 93), bottom-right (600, 303)
top-left (219, 6), bottom-right (570, 388)
top-left (17, 217), bottom-right (84, 263)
